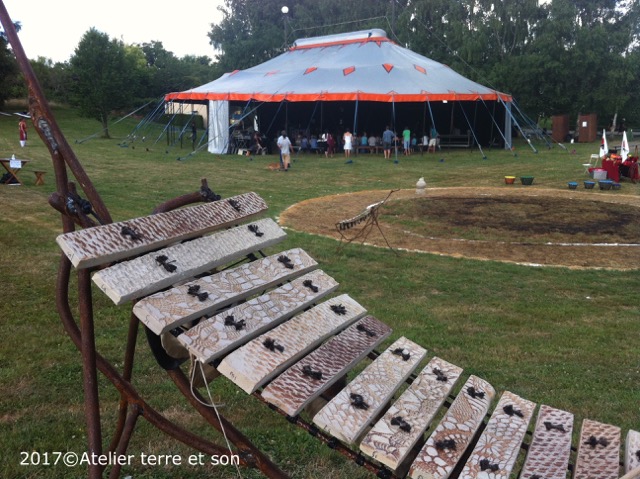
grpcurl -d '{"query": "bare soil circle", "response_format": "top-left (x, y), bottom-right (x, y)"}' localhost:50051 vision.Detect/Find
top-left (278, 187), bottom-right (640, 269)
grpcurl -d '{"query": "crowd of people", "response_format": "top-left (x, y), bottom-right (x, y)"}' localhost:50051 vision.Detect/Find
top-left (266, 126), bottom-right (440, 159)
top-left (239, 124), bottom-right (441, 166)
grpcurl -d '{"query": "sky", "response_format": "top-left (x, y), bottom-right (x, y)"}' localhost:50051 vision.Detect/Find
top-left (2, 0), bottom-right (225, 62)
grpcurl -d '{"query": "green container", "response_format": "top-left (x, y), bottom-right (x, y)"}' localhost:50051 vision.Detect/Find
top-left (520, 176), bottom-right (534, 185)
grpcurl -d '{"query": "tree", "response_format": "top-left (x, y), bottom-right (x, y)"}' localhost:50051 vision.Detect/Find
top-left (69, 28), bottom-right (140, 138)
top-left (0, 22), bottom-right (20, 108)
top-left (209, 0), bottom-right (391, 72)
top-left (139, 41), bottom-right (220, 98)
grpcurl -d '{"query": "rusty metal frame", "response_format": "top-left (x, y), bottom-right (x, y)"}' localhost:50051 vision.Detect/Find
top-left (335, 189), bottom-right (399, 254)
top-left (0, 4), bottom-right (288, 478)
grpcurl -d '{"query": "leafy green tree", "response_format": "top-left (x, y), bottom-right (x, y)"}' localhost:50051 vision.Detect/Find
top-left (0, 22), bottom-right (20, 108)
top-left (209, 0), bottom-right (391, 72)
top-left (69, 28), bottom-right (140, 138)
top-left (139, 41), bottom-right (219, 98)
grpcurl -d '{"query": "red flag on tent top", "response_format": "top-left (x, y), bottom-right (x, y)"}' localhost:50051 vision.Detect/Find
top-left (620, 130), bottom-right (629, 162)
top-left (599, 129), bottom-right (608, 158)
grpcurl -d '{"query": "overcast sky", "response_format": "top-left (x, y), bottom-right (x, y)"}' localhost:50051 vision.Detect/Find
top-left (3, 0), bottom-right (225, 62)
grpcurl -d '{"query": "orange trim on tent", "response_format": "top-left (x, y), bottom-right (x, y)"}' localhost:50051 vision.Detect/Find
top-left (304, 67), bottom-right (317, 75)
top-left (291, 36), bottom-right (391, 51)
top-left (343, 66), bottom-right (356, 76)
top-left (414, 65), bottom-right (426, 74)
top-left (165, 91), bottom-right (512, 103)
top-left (382, 63), bottom-right (394, 73)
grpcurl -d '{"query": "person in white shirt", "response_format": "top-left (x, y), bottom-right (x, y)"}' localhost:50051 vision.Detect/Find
top-left (277, 130), bottom-right (292, 170)
top-left (343, 129), bottom-right (353, 158)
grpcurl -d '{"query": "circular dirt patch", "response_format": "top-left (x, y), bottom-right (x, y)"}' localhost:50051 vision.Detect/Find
top-left (279, 187), bottom-right (640, 269)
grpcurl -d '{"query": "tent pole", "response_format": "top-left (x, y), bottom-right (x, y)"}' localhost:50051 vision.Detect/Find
top-left (449, 101), bottom-right (454, 134)
top-left (353, 98), bottom-right (359, 137)
top-left (479, 97), bottom-right (513, 154)
top-left (423, 102), bottom-right (427, 139)
top-left (426, 99), bottom-right (438, 147)
top-left (499, 97), bottom-right (534, 153)
top-left (392, 97), bottom-right (398, 162)
top-left (457, 97), bottom-right (486, 159)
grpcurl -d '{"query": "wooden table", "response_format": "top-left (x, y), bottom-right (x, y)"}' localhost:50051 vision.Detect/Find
top-left (0, 158), bottom-right (30, 185)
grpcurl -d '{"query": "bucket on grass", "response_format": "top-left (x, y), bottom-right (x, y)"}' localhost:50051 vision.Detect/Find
top-left (520, 176), bottom-right (534, 185)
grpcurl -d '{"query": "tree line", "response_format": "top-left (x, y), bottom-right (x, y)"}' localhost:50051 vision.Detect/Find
top-left (1, 0), bottom-right (639, 137)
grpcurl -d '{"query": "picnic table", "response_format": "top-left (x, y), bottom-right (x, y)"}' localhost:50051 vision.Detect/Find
top-left (0, 157), bottom-right (29, 185)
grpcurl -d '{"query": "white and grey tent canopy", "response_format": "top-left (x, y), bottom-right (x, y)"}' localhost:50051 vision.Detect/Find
top-left (165, 29), bottom-right (513, 154)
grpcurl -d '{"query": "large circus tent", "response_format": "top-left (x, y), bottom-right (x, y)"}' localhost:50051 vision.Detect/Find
top-left (164, 29), bottom-right (514, 155)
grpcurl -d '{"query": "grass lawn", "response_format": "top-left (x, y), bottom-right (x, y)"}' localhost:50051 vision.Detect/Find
top-left (0, 105), bottom-right (638, 479)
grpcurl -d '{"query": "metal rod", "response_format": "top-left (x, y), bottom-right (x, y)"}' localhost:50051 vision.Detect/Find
top-left (77, 269), bottom-right (103, 479)
top-left (107, 310), bottom-right (140, 454)
top-left (107, 406), bottom-right (141, 479)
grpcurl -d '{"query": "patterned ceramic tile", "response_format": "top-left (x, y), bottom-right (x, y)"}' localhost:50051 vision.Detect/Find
top-left (133, 248), bottom-right (317, 334)
top-left (360, 356), bottom-right (463, 470)
top-left (57, 192), bottom-right (267, 269)
top-left (93, 218), bottom-right (286, 305)
top-left (574, 419), bottom-right (621, 479)
top-left (312, 337), bottom-right (427, 445)
top-left (177, 270), bottom-right (339, 363)
top-left (409, 375), bottom-right (496, 479)
top-left (218, 294), bottom-right (366, 394)
top-left (625, 430), bottom-right (640, 473)
top-left (519, 404), bottom-right (574, 479)
top-left (260, 316), bottom-right (392, 417)
top-left (458, 390), bottom-right (536, 479)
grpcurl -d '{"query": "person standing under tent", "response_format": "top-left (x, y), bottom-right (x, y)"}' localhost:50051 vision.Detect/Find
top-left (277, 130), bottom-right (286, 168)
top-left (382, 125), bottom-right (394, 159)
top-left (343, 128), bottom-right (353, 159)
top-left (359, 132), bottom-right (369, 153)
top-left (325, 132), bottom-right (335, 158)
top-left (402, 126), bottom-right (411, 155)
top-left (421, 132), bottom-right (429, 153)
top-left (428, 126), bottom-right (439, 153)
top-left (277, 130), bottom-right (292, 171)
top-left (19, 118), bottom-right (27, 147)
top-left (190, 121), bottom-right (197, 150)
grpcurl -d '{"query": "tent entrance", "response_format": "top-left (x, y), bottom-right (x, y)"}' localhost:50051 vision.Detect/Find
top-left (228, 100), bottom-right (508, 153)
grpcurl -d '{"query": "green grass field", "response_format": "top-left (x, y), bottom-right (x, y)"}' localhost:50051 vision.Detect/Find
top-left (1, 105), bottom-right (638, 479)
